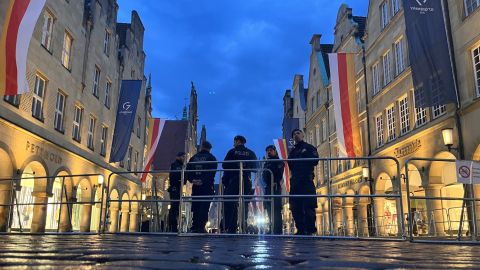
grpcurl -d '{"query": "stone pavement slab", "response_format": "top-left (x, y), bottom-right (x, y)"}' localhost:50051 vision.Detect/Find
top-left (0, 234), bottom-right (479, 269)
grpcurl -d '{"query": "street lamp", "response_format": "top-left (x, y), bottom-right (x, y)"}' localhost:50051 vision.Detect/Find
top-left (362, 167), bottom-right (370, 180)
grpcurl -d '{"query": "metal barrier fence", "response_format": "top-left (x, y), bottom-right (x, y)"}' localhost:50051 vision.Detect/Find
top-left (104, 156), bottom-right (405, 240)
top-left (405, 157), bottom-right (480, 243)
top-left (0, 174), bottom-right (104, 233)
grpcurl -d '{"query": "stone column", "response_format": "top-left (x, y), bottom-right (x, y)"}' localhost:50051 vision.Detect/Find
top-left (425, 185), bottom-right (445, 236)
top-left (80, 204), bottom-right (92, 232)
top-left (120, 210), bottom-right (130, 232)
top-left (316, 212), bottom-right (323, 235)
top-left (374, 198), bottom-right (385, 236)
top-left (129, 211), bottom-right (138, 232)
top-left (0, 183), bottom-right (12, 232)
top-left (344, 205), bottom-right (354, 236)
top-left (30, 192), bottom-right (48, 233)
top-left (59, 198), bottom-right (74, 232)
top-left (109, 208), bottom-right (119, 232)
top-left (357, 203), bottom-right (369, 237)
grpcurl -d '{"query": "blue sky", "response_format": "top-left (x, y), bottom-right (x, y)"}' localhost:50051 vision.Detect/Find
top-left (116, 0), bottom-right (368, 159)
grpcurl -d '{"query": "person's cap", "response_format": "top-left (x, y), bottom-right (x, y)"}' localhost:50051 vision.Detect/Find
top-left (234, 135), bottom-right (246, 144)
top-left (265, 145), bottom-right (276, 151)
top-left (176, 152), bottom-right (186, 157)
top-left (291, 128), bottom-right (303, 137)
top-left (202, 141), bottom-right (212, 149)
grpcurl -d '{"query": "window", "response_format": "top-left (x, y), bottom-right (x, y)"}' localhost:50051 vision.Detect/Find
top-left (316, 91), bottom-right (321, 108)
top-left (432, 104), bottom-right (447, 119)
top-left (4, 95), bottom-right (20, 107)
top-left (383, 50), bottom-right (393, 86)
top-left (386, 105), bottom-right (396, 141)
top-left (87, 116), bottom-right (96, 150)
top-left (465, 0), bottom-right (480, 16)
top-left (134, 151), bottom-right (139, 175)
top-left (391, 0), bottom-right (401, 16)
top-left (322, 118), bottom-right (327, 142)
top-left (394, 38), bottom-right (406, 76)
top-left (61, 32), bottom-right (73, 69)
top-left (100, 126), bottom-right (108, 157)
top-left (315, 125), bottom-right (320, 146)
top-left (473, 45), bottom-right (480, 97)
top-left (93, 66), bottom-right (100, 97)
top-left (381, 1), bottom-right (390, 29)
top-left (32, 75), bottom-right (46, 120)
top-left (376, 114), bottom-right (384, 147)
top-left (398, 95), bottom-right (410, 135)
top-left (372, 62), bottom-right (381, 95)
top-left (311, 96), bottom-right (315, 112)
top-left (413, 92), bottom-right (427, 127)
top-left (323, 161), bottom-right (329, 180)
top-left (103, 29), bottom-right (111, 56)
top-left (356, 87), bottom-right (361, 113)
top-left (72, 105), bottom-right (83, 142)
top-left (309, 131), bottom-right (314, 145)
top-left (136, 117), bottom-right (141, 138)
top-left (127, 146), bottom-right (132, 171)
top-left (104, 81), bottom-right (111, 108)
top-left (54, 91), bottom-right (66, 132)
top-left (41, 11), bottom-right (54, 50)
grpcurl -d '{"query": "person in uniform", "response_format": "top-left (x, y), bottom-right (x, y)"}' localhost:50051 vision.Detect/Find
top-left (288, 129), bottom-right (319, 235)
top-left (186, 141), bottom-right (217, 233)
top-left (167, 152), bottom-right (186, 232)
top-left (263, 145), bottom-right (285, 235)
top-left (222, 135), bottom-right (257, 233)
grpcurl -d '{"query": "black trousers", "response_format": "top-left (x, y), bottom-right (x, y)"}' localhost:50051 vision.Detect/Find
top-left (290, 180), bottom-right (317, 235)
top-left (168, 192), bottom-right (179, 232)
top-left (223, 178), bottom-right (250, 233)
top-left (191, 191), bottom-right (212, 232)
top-left (265, 185), bottom-right (283, 234)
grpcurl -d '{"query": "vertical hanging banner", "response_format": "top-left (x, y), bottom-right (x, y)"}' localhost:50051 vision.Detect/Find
top-left (282, 118), bottom-right (299, 153)
top-left (274, 139), bottom-right (290, 192)
top-left (328, 53), bottom-right (362, 157)
top-left (0, 0), bottom-right (47, 96)
top-left (402, 0), bottom-right (457, 108)
top-left (141, 118), bottom-right (165, 182)
top-left (109, 80), bottom-right (143, 163)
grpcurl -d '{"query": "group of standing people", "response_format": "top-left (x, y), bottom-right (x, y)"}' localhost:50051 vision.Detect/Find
top-left (167, 128), bottom-right (319, 235)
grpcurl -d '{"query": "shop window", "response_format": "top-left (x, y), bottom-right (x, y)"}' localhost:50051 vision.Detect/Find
top-left (72, 187), bottom-right (82, 231)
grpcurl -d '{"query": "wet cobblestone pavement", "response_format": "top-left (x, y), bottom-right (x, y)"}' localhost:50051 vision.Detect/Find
top-left (0, 234), bottom-right (480, 269)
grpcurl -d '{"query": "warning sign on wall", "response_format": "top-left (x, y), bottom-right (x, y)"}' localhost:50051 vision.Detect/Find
top-left (456, 160), bottom-right (480, 184)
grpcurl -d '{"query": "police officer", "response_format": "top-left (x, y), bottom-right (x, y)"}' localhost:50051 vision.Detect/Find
top-left (288, 129), bottom-right (319, 235)
top-left (222, 135), bottom-right (257, 233)
top-left (263, 145), bottom-right (285, 235)
top-left (167, 152), bottom-right (186, 232)
top-left (186, 141), bottom-right (217, 233)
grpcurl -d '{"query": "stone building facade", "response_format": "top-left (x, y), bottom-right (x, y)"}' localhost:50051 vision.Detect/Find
top-left (0, 0), bottom-right (149, 233)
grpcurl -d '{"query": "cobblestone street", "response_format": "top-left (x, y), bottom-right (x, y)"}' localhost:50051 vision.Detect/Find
top-left (0, 234), bottom-right (479, 269)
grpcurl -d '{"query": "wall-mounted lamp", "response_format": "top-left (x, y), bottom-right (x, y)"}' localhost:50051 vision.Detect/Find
top-left (362, 167), bottom-right (370, 180)
top-left (442, 128), bottom-right (458, 152)
top-left (141, 194), bottom-right (146, 201)
top-left (94, 175), bottom-right (104, 189)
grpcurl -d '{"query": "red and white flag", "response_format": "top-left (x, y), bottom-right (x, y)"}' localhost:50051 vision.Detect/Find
top-left (273, 139), bottom-right (290, 192)
top-left (0, 0), bottom-right (47, 96)
top-left (328, 53), bottom-right (362, 157)
top-left (141, 118), bottom-right (165, 182)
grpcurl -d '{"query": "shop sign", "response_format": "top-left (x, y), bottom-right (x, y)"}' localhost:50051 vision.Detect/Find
top-left (456, 160), bottom-right (480, 184)
top-left (394, 139), bottom-right (421, 158)
top-left (25, 141), bottom-right (63, 165)
top-left (334, 177), bottom-right (364, 189)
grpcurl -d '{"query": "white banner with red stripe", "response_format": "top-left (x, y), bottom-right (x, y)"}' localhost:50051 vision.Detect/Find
top-left (273, 139), bottom-right (290, 192)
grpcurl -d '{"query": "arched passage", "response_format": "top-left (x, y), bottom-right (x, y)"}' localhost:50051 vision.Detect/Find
top-left (429, 151), bottom-right (462, 236)
top-left (0, 147), bottom-right (14, 231)
top-left (52, 171), bottom-right (72, 232)
top-left (374, 172), bottom-right (398, 236)
top-left (119, 193), bottom-right (130, 232)
top-left (343, 189), bottom-right (355, 236)
top-left (129, 195), bottom-right (139, 232)
top-left (72, 178), bottom-right (92, 232)
top-left (108, 189), bottom-right (120, 232)
top-left (11, 161), bottom-right (47, 232)
top-left (402, 164), bottom-right (427, 236)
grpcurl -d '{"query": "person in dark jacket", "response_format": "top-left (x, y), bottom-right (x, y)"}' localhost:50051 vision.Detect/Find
top-left (167, 152), bottom-right (186, 232)
top-left (263, 145), bottom-right (285, 235)
top-left (222, 135), bottom-right (257, 233)
top-left (288, 129), bottom-right (319, 235)
top-left (186, 141), bottom-right (217, 233)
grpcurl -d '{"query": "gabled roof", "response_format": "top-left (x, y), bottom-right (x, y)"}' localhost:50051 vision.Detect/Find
top-left (352, 16), bottom-right (367, 39)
